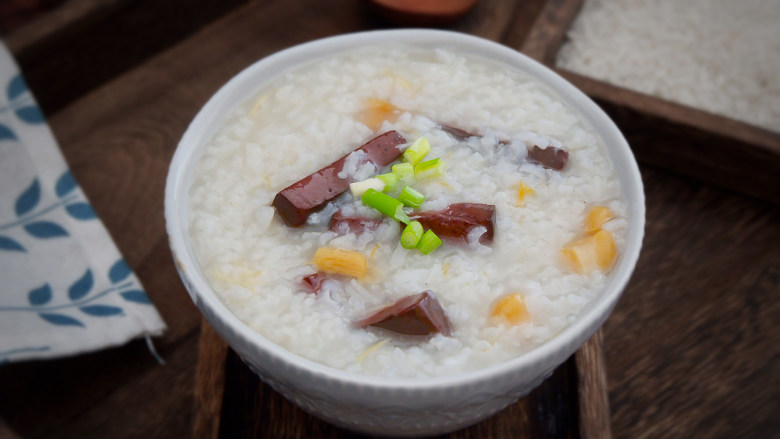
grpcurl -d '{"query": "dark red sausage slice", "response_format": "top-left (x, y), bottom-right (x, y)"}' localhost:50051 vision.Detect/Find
top-left (408, 203), bottom-right (495, 245)
top-left (440, 124), bottom-right (475, 141)
top-left (300, 272), bottom-right (329, 294)
top-left (527, 145), bottom-right (569, 171)
top-left (356, 291), bottom-right (452, 336)
top-left (328, 211), bottom-right (383, 235)
top-left (272, 131), bottom-right (407, 227)
top-left (440, 124), bottom-right (567, 169)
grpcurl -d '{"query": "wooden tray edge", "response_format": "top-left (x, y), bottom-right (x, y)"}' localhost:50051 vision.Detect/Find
top-left (193, 320), bottom-right (229, 439)
top-left (575, 330), bottom-right (611, 439)
top-left (521, 0), bottom-right (780, 204)
top-left (193, 319), bottom-right (611, 439)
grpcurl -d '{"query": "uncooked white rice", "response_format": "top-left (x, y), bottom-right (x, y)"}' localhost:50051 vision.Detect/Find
top-left (188, 45), bottom-right (627, 378)
top-left (556, 0), bottom-right (780, 132)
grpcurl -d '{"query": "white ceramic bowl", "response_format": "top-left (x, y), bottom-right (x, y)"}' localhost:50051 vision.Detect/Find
top-left (165, 29), bottom-right (645, 436)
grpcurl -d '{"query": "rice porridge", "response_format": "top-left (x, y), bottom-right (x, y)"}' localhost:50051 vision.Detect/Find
top-left (187, 45), bottom-right (627, 378)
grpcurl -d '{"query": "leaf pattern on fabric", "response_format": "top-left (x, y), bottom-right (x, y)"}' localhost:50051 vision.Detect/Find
top-left (55, 171), bottom-right (77, 198)
top-left (65, 202), bottom-right (97, 220)
top-left (15, 179), bottom-right (40, 217)
top-left (1, 69), bottom-right (163, 362)
top-left (24, 221), bottom-right (68, 238)
top-left (0, 123), bottom-right (16, 141)
top-left (28, 284), bottom-right (52, 305)
top-left (68, 270), bottom-right (93, 301)
top-left (120, 290), bottom-right (152, 304)
top-left (15, 107), bottom-right (44, 124)
top-left (7, 74), bottom-right (44, 125)
top-left (79, 305), bottom-right (123, 317)
top-left (0, 235), bottom-right (25, 252)
top-left (38, 313), bottom-right (84, 327)
top-left (109, 259), bottom-right (132, 284)
top-left (6, 74), bottom-right (26, 100)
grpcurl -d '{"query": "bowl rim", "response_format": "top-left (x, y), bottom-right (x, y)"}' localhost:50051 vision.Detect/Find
top-left (165, 28), bottom-right (645, 390)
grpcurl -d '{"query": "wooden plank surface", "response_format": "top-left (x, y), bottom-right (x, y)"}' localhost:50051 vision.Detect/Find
top-left (575, 330), bottom-right (610, 439)
top-left (520, 0), bottom-right (583, 64)
top-left (558, 71), bottom-right (780, 205)
top-left (0, 0), bottom-right (777, 438)
top-left (605, 166), bottom-right (779, 438)
top-left (6, 0), bottom-right (249, 115)
top-left (194, 321), bottom-right (597, 439)
top-left (192, 321), bottom-right (229, 439)
top-left (521, 0), bottom-right (780, 205)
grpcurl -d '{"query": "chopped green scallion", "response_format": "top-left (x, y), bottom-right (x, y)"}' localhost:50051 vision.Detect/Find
top-left (397, 186), bottom-right (426, 208)
top-left (403, 137), bottom-right (431, 166)
top-left (414, 158), bottom-right (445, 179)
top-left (349, 178), bottom-right (385, 198)
top-left (417, 229), bottom-right (443, 254)
top-left (392, 162), bottom-right (414, 181)
top-left (376, 173), bottom-right (400, 193)
top-left (361, 189), bottom-right (410, 224)
top-left (400, 221), bottom-right (424, 249)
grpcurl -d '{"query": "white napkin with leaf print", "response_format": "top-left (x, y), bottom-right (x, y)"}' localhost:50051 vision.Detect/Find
top-left (0, 43), bottom-right (166, 364)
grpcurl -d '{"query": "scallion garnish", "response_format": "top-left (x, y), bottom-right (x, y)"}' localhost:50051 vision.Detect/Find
top-left (417, 229), bottom-right (443, 254)
top-left (397, 186), bottom-right (425, 208)
top-left (414, 158), bottom-right (445, 179)
top-left (349, 178), bottom-right (385, 198)
top-left (376, 173), bottom-right (400, 193)
top-left (392, 162), bottom-right (414, 181)
top-left (400, 221), bottom-right (424, 249)
top-left (403, 137), bottom-right (431, 166)
top-left (361, 188), bottom-right (410, 224)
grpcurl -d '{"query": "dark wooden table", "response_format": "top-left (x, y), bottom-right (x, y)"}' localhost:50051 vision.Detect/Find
top-left (0, 1), bottom-right (777, 438)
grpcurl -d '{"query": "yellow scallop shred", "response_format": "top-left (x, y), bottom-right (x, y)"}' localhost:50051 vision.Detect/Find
top-left (313, 247), bottom-right (367, 278)
top-left (356, 339), bottom-right (388, 363)
top-left (561, 230), bottom-right (617, 273)
top-left (370, 243), bottom-right (380, 259)
top-left (517, 182), bottom-right (535, 205)
top-left (362, 98), bottom-right (400, 131)
top-left (593, 230), bottom-right (617, 271)
top-left (248, 95), bottom-right (267, 118)
top-left (584, 206), bottom-right (614, 233)
top-left (491, 293), bottom-right (529, 325)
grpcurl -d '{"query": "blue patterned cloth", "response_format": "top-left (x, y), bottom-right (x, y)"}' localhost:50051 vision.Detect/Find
top-left (0, 43), bottom-right (166, 363)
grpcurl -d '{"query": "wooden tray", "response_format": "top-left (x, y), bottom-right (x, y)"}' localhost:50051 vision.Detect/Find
top-left (193, 320), bottom-right (611, 438)
top-left (521, 0), bottom-right (780, 205)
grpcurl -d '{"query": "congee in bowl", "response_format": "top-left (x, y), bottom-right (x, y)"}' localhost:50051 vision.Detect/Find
top-left (187, 44), bottom-right (628, 379)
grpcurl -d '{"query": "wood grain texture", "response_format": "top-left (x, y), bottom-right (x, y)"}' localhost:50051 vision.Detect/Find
top-left (193, 321), bottom-right (229, 439)
top-left (558, 71), bottom-right (780, 157)
top-left (604, 167), bottom-right (780, 438)
top-left (559, 71), bottom-right (780, 205)
top-left (4, 0), bottom-right (112, 50)
top-left (520, 0), bottom-right (780, 205)
top-left (0, 418), bottom-right (23, 439)
top-left (0, 332), bottom-right (200, 438)
top-left (0, 0), bottom-right (777, 438)
top-left (213, 347), bottom-right (580, 438)
top-left (520, 0), bottom-right (583, 64)
top-left (7, 0), bottom-right (249, 115)
top-left (575, 330), bottom-right (610, 439)
top-left (0, 0), bottom-right (67, 34)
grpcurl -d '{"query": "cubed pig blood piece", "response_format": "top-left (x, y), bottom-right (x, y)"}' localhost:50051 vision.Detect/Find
top-left (272, 131), bottom-right (407, 227)
top-left (300, 272), bottom-right (329, 294)
top-left (440, 124), bottom-right (475, 141)
top-left (408, 203), bottom-right (495, 245)
top-left (440, 123), bottom-right (567, 169)
top-left (527, 145), bottom-right (569, 171)
top-left (328, 211), bottom-right (383, 235)
top-left (356, 291), bottom-right (452, 336)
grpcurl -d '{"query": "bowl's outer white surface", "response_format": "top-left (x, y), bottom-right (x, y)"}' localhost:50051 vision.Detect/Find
top-left (165, 29), bottom-right (645, 436)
